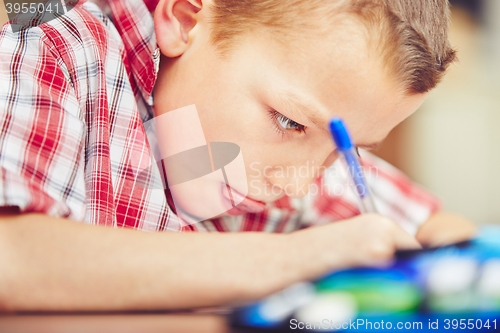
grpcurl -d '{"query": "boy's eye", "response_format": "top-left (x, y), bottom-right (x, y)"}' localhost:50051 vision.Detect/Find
top-left (269, 109), bottom-right (306, 134)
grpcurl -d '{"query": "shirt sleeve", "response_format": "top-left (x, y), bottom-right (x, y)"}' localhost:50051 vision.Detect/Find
top-left (0, 25), bottom-right (86, 219)
top-left (299, 151), bottom-right (441, 235)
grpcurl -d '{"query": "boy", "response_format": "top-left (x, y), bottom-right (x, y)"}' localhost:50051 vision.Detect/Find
top-left (0, 0), bottom-right (476, 311)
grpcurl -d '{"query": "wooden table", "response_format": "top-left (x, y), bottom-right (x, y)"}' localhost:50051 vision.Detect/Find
top-left (0, 312), bottom-right (251, 333)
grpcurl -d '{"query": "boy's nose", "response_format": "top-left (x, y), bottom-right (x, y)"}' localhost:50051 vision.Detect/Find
top-left (322, 150), bottom-right (339, 168)
top-left (266, 171), bottom-right (317, 198)
top-left (266, 151), bottom-right (338, 198)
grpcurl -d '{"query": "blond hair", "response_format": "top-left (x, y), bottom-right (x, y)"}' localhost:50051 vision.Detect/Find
top-left (209, 0), bottom-right (456, 94)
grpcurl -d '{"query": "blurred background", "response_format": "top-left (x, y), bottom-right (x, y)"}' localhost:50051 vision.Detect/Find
top-left (376, 0), bottom-right (500, 225)
top-left (1, 1), bottom-right (498, 224)
top-left (0, 0), bottom-right (6, 26)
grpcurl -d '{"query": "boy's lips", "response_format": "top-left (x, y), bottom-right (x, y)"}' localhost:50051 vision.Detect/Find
top-left (221, 184), bottom-right (266, 215)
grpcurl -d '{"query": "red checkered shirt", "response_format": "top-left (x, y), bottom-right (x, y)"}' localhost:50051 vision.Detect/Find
top-left (0, 0), bottom-right (440, 234)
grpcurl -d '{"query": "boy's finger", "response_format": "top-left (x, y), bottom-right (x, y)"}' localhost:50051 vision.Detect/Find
top-left (393, 228), bottom-right (422, 250)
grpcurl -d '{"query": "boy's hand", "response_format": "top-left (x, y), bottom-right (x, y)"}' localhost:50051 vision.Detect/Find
top-left (287, 214), bottom-right (421, 281)
top-left (415, 211), bottom-right (478, 248)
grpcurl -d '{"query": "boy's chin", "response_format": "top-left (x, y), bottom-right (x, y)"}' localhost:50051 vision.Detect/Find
top-left (225, 195), bottom-right (268, 216)
top-left (217, 194), bottom-right (293, 217)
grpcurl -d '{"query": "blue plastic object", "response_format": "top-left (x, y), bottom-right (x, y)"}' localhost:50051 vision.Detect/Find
top-left (329, 117), bottom-right (353, 151)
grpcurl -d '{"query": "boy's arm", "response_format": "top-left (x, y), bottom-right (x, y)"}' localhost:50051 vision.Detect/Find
top-left (0, 212), bottom-right (420, 312)
top-left (415, 211), bottom-right (478, 247)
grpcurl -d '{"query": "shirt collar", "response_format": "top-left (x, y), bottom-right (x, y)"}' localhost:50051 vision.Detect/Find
top-left (108, 0), bottom-right (160, 105)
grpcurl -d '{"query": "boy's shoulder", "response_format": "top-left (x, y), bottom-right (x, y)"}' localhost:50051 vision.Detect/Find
top-left (0, 2), bottom-right (112, 97)
top-left (0, 0), bottom-right (158, 102)
top-left (0, 0), bottom-right (155, 63)
top-left (0, 0), bottom-right (168, 226)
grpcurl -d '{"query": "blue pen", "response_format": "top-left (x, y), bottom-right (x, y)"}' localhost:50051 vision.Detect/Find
top-left (329, 117), bottom-right (377, 214)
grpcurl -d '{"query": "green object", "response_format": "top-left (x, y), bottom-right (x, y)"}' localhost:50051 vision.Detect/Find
top-left (428, 291), bottom-right (477, 313)
top-left (316, 273), bottom-right (422, 314)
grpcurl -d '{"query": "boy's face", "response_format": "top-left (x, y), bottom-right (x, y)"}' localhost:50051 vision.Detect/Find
top-left (154, 14), bottom-right (426, 216)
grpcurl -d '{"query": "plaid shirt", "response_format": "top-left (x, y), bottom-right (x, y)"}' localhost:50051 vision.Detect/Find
top-left (0, 0), bottom-right (440, 235)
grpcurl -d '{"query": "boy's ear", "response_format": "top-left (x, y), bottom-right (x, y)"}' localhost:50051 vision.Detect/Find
top-left (154, 0), bottom-right (203, 58)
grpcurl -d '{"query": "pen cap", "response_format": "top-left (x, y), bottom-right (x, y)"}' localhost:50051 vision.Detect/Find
top-left (329, 118), bottom-right (353, 151)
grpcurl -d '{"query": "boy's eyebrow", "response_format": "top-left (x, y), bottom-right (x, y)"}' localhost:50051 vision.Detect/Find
top-left (278, 92), bottom-right (384, 151)
top-left (277, 92), bottom-right (330, 133)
